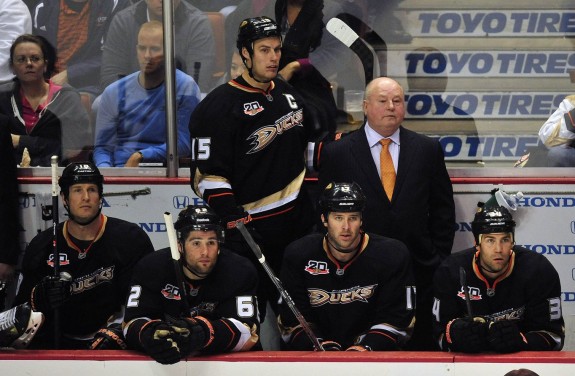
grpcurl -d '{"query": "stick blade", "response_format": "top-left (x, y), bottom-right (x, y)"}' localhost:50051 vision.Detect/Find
top-left (326, 18), bottom-right (359, 47)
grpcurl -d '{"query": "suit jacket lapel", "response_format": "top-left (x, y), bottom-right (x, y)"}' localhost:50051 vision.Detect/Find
top-left (395, 126), bottom-right (418, 195)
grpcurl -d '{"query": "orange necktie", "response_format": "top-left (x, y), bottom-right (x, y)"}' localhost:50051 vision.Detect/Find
top-left (380, 139), bottom-right (396, 200)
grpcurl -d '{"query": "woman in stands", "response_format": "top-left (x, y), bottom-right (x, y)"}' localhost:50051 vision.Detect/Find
top-left (0, 34), bottom-right (89, 167)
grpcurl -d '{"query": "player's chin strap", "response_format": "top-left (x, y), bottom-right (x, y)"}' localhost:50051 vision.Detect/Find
top-left (248, 68), bottom-right (273, 84)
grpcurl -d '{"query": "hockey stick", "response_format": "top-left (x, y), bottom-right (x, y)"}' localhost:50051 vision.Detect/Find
top-left (50, 155), bottom-right (61, 348)
top-left (236, 222), bottom-right (324, 351)
top-left (326, 17), bottom-right (381, 85)
top-left (164, 212), bottom-right (191, 317)
top-left (459, 267), bottom-right (474, 321)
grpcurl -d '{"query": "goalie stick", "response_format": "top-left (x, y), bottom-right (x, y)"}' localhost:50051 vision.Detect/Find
top-left (326, 17), bottom-right (381, 85)
top-left (164, 212), bottom-right (191, 317)
top-left (236, 222), bottom-right (324, 351)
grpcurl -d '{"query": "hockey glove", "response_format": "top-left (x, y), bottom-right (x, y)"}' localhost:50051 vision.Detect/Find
top-left (139, 320), bottom-right (184, 364)
top-left (89, 323), bottom-right (128, 350)
top-left (346, 345), bottom-right (372, 351)
top-left (319, 339), bottom-right (342, 351)
top-left (164, 315), bottom-right (213, 356)
top-left (282, 322), bottom-right (326, 351)
top-left (488, 320), bottom-right (528, 353)
top-left (225, 213), bottom-right (253, 230)
top-left (31, 275), bottom-right (71, 313)
top-left (223, 213), bottom-right (263, 259)
top-left (444, 317), bottom-right (488, 353)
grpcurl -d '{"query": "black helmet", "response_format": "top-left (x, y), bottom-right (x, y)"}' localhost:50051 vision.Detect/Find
top-left (59, 162), bottom-right (103, 197)
top-left (472, 202), bottom-right (516, 244)
top-left (319, 182), bottom-right (366, 215)
top-left (175, 205), bottom-right (225, 242)
top-left (236, 16), bottom-right (281, 53)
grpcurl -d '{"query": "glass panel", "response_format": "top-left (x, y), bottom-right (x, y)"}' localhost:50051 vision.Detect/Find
top-left (4, 1), bottom-right (573, 174)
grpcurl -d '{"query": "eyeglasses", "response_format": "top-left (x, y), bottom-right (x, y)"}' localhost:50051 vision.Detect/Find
top-left (13, 55), bottom-right (44, 65)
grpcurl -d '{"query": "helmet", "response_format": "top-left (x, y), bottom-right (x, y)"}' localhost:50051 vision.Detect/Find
top-left (236, 16), bottom-right (281, 53)
top-left (319, 182), bottom-right (366, 215)
top-left (471, 202), bottom-right (516, 244)
top-left (58, 162), bottom-right (103, 197)
top-left (174, 205), bottom-right (225, 242)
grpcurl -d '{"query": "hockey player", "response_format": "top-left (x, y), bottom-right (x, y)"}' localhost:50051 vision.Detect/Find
top-left (13, 162), bottom-right (154, 349)
top-left (122, 205), bottom-right (259, 364)
top-left (278, 182), bottom-right (415, 350)
top-left (432, 193), bottom-right (565, 353)
top-left (188, 16), bottom-right (318, 342)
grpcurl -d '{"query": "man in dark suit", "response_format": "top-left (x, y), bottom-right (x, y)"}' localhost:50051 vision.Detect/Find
top-left (318, 77), bottom-right (455, 350)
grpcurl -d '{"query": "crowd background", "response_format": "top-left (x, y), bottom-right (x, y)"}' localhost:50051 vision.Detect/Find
top-left (2, 0), bottom-right (571, 168)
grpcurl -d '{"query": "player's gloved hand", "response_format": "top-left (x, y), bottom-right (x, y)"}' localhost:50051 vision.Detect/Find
top-left (346, 345), bottom-right (372, 351)
top-left (445, 317), bottom-right (488, 353)
top-left (488, 320), bottom-right (528, 353)
top-left (222, 212), bottom-right (263, 259)
top-left (139, 320), bottom-right (184, 364)
top-left (89, 323), bottom-right (128, 350)
top-left (319, 339), bottom-right (342, 351)
top-left (164, 315), bottom-right (213, 356)
top-left (30, 274), bottom-right (72, 313)
top-left (224, 212), bottom-right (253, 230)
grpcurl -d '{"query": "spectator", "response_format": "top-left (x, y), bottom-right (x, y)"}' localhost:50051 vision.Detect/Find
top-left (279, 182), bottom-right (415, 351)
top-left (30, 0), bottom-right (130, 97)
top-left (504, 370), bottom-right (540, 376)
top-left (318, 77), bottom-right (456, 350)
top-left (214, 50), bottom-right (245, 87)
top-left (0, 0), bottom-right (32, 83)
top-left (188, 16), bottom-right (318, 349)
top-left (275, 0), bottom-right (339, 138)
top-left (0, 114), bottom-right (20, 305)
top-left (93, 21), bottom-right (200, 167)
top-left (432, 190), bottom-right (564, 353)
top-left (538, 94), bottom-right (575, 166)
top-left (0, 34), bottom-right (90, 166)
top-left (101, 0), bottom-right (216, 93)
top-left (123, 205), bottom-right (259, 364)
top-left (13, 161), bottom-right (155, 349)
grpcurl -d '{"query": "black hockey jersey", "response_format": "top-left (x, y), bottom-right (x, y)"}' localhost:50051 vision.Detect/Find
top-left (15, 215), bottom-right (154, 348)
top-left (189, 75), bottom-right (311, 220)
top-left (123, 248), bottom-right (260, 353)
top-left (432, 246), bottom-right (564, 351)
top-left (188, 75), bottom-right (316, 275)
top-left (279, 233), bottom-right (415, 350)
